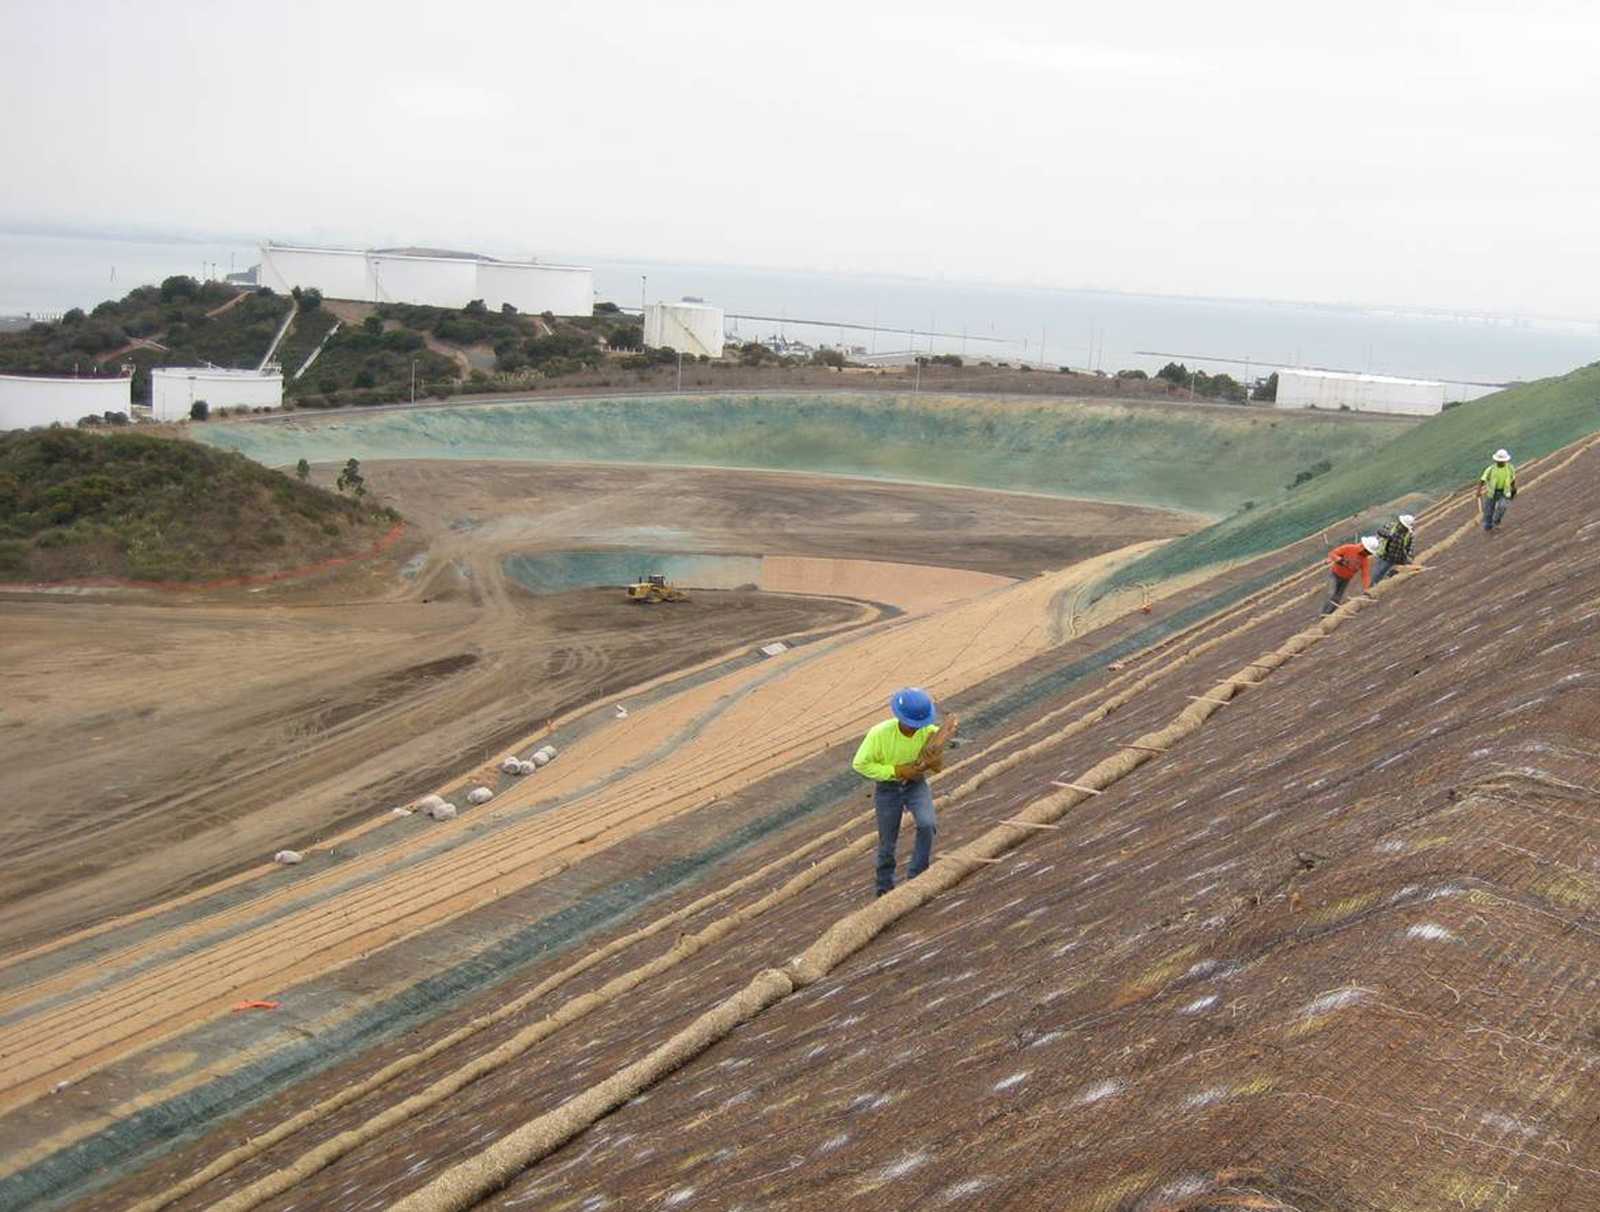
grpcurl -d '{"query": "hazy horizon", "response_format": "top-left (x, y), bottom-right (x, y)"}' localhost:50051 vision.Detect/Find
top-left (4, 1), bottom-right (1599, 320)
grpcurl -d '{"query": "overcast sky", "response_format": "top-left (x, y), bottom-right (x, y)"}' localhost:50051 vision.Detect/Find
top-left (3, 0), bottom-right (1597, 316)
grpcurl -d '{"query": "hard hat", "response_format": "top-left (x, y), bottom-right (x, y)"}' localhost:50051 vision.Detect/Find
top-left (1361, 535), bottom-right (1382, 555)
top-left (1397, 513), bottom-right (1415, 529)
top-left (1493, 448), bottom-right (1510, 463)
top-left (889, 687), bottom-right (938, 729)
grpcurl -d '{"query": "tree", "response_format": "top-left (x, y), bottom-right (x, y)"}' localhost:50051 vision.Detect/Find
top-left (607, 325), bottom-right (644, 351)
top-left (301, 287), bottom-right (323, 312)
top-left (61, 307), bottom-right (86, 326)
top-left (811, 348), bottom-right (846, 368)
top-left (336, 458), bottom-right (365, 497)
top-left (1253, 371), bottom-right (1279, 403)
top-left (362, 314), bottom-right (384, 336)
top-left (1116, 368), bottom-right (1148, 380)
top-left (464, 298), bottom-right (488, 316)
top-left (190, 400), bottom-right (210, 421)
top-left (296, 458), bottom-right (311, 481)
top-left (1157, 361), bottom-right (1190, 387)
top-left (160, 275), bottom-right (200, 303)
top-left (1209, 372), bottom-right (1247, 403)
top-left (500, 302), bottom-right (518, 316)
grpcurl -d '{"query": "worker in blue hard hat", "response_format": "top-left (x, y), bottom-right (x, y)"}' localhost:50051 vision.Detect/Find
top-left (852, 687), bottom-right (956, 897)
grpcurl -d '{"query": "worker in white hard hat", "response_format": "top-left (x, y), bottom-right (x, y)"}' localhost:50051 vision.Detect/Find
top-left (1476, 449), bottom-right (1516, 531)
top-left (1322, 535), bottom-right (1381, 615)
top-left (1371, 512), bottom-right (1417, 584)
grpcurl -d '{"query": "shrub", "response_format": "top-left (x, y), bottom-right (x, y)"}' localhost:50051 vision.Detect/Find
top-left (190, 400), bottom-right (210, 421)
top-left (1287, 459), bottom-right (1334, 490)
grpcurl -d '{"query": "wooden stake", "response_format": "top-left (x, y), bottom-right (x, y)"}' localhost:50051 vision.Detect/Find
top-left (998, 818), bottom-right (1061, 831)
top-left (937, 855), bottom-right (1003, 864)
top-left (1050, 781), bottom-right (1104, 795)
top-left (1121, 743), bottom-right (1169, 753)
top-left (1186, 695), bottom-right (1233, 705)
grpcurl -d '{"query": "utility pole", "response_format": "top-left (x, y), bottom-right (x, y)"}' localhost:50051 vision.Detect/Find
top-left (676, 349), bottom-right (683, 393)
top-left (410, 358), bottom-right (416, 405)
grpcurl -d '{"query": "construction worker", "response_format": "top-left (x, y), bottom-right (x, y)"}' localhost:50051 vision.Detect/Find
top-left (1322, 535), bottom-right (1381, 614)
top-left (1477, 449), bottom-right (1517, 531)
top-left (853, 687), bottom-right (942, 897)
top-left (1371, 513), bottom-right (1416, 584)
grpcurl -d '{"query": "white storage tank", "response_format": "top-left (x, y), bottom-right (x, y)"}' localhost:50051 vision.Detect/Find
top-left (0, 373), bottom-right (132, 431)
top-left (256, 243), bottom-right (595, 316)
top-left (151, 368), bottom-right (283, 421)
top-left (1273, 369), bottom-right (1447, 416)
top-left (644, 301), bottom-right (725, 359)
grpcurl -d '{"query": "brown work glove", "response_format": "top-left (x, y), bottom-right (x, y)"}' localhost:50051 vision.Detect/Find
top-left (893, 763), bottom-right (925, 782)
top-left (913, 714), bottom-right (960, 776)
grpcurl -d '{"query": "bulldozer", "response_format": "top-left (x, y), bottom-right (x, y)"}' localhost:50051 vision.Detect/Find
top-left (625, 574), bottom-right (689, 604)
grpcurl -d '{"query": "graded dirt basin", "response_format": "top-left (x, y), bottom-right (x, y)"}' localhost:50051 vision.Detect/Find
top-left (0, 462), bottom-right (1191, 958)
top-left (18, 427), bottom-right (1599, 1212)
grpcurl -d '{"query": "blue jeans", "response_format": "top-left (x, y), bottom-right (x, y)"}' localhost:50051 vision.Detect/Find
top-left (1482, 493), bottom-right (1509, 530)
top-left (874, 779), bottom-right (937, 895)
top-left (1321, 572), bottom-right (1353, 615)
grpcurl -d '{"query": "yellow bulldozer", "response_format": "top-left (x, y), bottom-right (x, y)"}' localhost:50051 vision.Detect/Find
top-left (625, 574), bottom-right (689, 604)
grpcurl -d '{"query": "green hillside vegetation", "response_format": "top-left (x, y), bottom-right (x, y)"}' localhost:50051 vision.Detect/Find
top-left (272, 306), bottom-right (339, 378)
top-left (285, 301), bottom-right (644, 407)
top-left (195, 392), bottom-right (1408, 517)
top-left (0, 277), bottom-right (290, 404)
top-left (0, 429), bottom-right (395, 582)
top-left (1096, 361), bottom-right (1600, 596)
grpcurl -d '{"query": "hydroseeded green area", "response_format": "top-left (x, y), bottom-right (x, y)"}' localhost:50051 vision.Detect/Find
top-left (195, 393), bottom-right (1407, 518)
top-left (1096, 362), bottom-right (1600, 597)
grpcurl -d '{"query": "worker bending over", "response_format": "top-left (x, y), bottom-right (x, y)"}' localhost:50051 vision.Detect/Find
top-left (1478, 449), bottom-right (1517, 531)
top-left (1323, 535), bottom-right (1381, 615)
top-left (853, 688), bottom-right (951, 897)
top-left (1371, 513), bottom-right (1416, 584)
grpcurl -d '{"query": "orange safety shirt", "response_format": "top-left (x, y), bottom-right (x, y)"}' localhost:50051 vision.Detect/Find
top-left (1328, 543), bottom-right (1372, 588)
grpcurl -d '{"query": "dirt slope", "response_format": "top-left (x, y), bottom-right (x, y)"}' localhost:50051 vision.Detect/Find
top-left (59, 435), bottom-right (1600, 1212)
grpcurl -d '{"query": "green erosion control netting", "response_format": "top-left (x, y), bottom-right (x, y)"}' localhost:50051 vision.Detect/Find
top-left (1096, 361), bottom-right (1600, 598)
top-left (195, 392), bottom-right (1403, 517)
